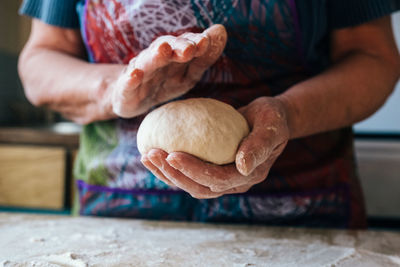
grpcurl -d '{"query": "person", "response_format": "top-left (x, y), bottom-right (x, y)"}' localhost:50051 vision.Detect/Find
top-left (18, 0), bottom-right (400, 228)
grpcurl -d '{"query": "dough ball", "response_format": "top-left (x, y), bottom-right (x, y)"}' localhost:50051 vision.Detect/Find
top-left (137, 98), bottom-right (249, 165)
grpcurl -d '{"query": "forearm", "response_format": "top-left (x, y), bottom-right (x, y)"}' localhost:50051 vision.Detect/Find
top-left (18, 47), bottom-right (122, 124)
top-left (19, 47), bottom-right (123, 124)
top-left (18, 21), bottom-right (224, 124)
top-left (277, 51), bottom-right (400, 139)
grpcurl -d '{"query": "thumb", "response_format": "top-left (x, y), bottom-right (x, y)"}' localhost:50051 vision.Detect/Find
top-left (235, 129), bottom-right (272, 176)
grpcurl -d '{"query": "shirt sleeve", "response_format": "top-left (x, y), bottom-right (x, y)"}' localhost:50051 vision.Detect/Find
top-left (19, 0), bottom-right (80, 29)
top-left (328, 0), bottom-right (400, 29)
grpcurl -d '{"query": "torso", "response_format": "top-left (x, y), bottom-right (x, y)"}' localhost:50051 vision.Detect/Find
top-left (74, 0), bottom-right (366, 228)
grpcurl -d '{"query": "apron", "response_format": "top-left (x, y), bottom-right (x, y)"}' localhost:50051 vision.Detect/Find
top-left (75, 0), bottom-right (366, 228)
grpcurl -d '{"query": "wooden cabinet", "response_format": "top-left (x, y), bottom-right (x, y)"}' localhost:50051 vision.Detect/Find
top-left (0, 145), bottom-right (65, 209)
top-left (0, 127), bottom-right (79, 211)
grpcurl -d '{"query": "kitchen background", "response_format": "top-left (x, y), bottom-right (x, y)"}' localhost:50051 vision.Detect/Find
top-left (0, 2), bottom-right (399, 227)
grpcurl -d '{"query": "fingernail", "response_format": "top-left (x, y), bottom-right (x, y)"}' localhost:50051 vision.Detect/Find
top-left (159, 42), bottom-right (173, 56)
top-left (166, 156), bottom-right (181, 169)
top-left (239, 165), bottom-right (251, 176)
top-left (130, 68), bottom-right (143, 79)
top-left (140, 155), bottom-right (148, 163)
top-left (148, 153), bottom-right (162, 167)
top-left (237, 153), bottom-right (252, 176)
top-left (237, 152), bottom-right (247, 171)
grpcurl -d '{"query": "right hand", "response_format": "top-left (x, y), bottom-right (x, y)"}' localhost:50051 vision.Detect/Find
top-left (110, 24), bottom-right (227, 118)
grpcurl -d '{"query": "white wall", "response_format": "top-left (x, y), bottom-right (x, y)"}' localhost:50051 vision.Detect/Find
top-left (355, 12), bottom-right (400, 134)
top-left (354, 12), bottom-right (400, 219)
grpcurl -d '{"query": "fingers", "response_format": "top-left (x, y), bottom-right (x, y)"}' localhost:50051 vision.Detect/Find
top-left (179, 32), bottom-right (210, 57)
top-left (154, 33), bottom-right (210, 97)
top-left (147, 149), bottom-right (222, 199)
top-left (133, 40), bottom-right (172, 81)
top-left (111, 67), bottom-right (145, 118)
top-left (165, 150), bottom-right (271, 194)
top-left (200, 24), bottom-right (228, 65)
top-left (166, 32), bottom-right (209, 63)
top-left (146, 35), bottom-right (196, 65)
top-left (112, 27), bottom-right (225, 119)
top-left (235, 98), bottom-right (290, 176)
top-left (235, 122), bottom-right (287, 177)
top-left (133, 33), bottom-right (207, 83)
top-left (235, 129), bottom-right (273, 176)
top-left (185, 24), bottom-right (227, 81)
top-left (166, 152), bottom-right (250, 193)
top-left (132, 25), bottom-right (225, 81)
top-left (170, 38), bottom-right (196, 62)
top-left (222, 184), bottom-right (252, 195)
top-left (115, 68), bottom-right (144, 98)
top-left (141, 155), bottom-right (177, 188)
top-left (141, 149), bottom-right (271, 198)
top-left (156, 33), bottom-right (211, 101)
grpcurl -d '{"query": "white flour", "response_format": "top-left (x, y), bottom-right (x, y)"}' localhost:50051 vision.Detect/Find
top-left (0, 213), bottom-right (399, 267)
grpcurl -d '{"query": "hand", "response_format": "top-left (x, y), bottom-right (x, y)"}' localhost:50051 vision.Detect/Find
top-left (110, 24), bottom-right (227, 118)
top-left (141, 97), bottom-right (290, 198)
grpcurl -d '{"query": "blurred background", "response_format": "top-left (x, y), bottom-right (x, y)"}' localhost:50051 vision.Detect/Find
top-left (0, 1), bottom-right (79, 216)
top-left (0, 1), bottom-right (65, 125)
top-left (0, 1), bottom-right (399, 228)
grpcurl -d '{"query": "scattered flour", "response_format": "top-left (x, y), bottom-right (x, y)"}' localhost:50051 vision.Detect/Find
top-left (35, 252), bottom-right (88, 267)
top-left (0, 213), bottom-right (400, 267)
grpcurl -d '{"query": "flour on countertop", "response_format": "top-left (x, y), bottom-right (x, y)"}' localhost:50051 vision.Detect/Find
top-left (0, 213), bottom-right (400, 267)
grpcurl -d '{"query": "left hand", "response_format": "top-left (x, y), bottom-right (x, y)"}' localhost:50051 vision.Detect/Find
top-left (140, 97), bottom-right (290, 199)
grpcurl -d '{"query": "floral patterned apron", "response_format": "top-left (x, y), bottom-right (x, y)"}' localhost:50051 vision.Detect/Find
top-left (74, 0), bottom-right (367, 228)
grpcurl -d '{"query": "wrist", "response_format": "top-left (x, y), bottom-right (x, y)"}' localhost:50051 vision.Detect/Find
top-left (274, 94), bottom-right (296, 140)
top-left (95, 67), bottom-right (121, 121)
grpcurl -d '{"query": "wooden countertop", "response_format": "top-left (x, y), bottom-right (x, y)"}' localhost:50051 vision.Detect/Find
top-left (1, 213), bottom-right (399, 266)
top-left (0, 124), bottom-right (79, 148)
